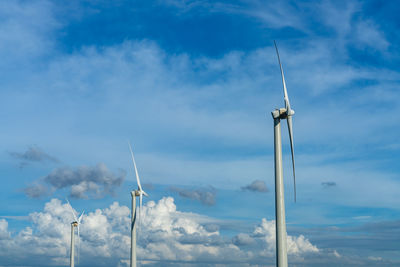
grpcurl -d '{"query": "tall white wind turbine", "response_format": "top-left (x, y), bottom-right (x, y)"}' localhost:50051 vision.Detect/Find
top-left (271, 41), bottom-right (296, 267)
top-left (66, 199), bottom-right (84, 267)
top-left (128, 142), bottom-right (148, 267)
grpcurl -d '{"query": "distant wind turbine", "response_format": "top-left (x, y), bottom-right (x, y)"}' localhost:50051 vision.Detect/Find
top-left (66, 199), bottom-right (84, 267)
top-left (271, 41), bottom-right (296, 267)
top-left (128, 142), bottom-right (148, 267)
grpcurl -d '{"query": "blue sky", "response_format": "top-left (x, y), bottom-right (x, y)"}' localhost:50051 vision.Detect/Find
top-left (0, 0), bottom-right (399, 266)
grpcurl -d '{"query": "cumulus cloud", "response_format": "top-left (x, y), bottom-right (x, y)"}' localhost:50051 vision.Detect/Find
top-left (251, 218), bottom-right (319, 256)
top-left (241, 180), bottom-right (268, 193)
top-left (0, 219), bottom-right (10, 240)
top-left (0, 197), bottom-right (321, 266)
top-left (9, 146), bottom-right (59, 167)
top-left (232, 233), bottom-right (255, 246)
top-left (170, 186), bottom-right (216, 206)
top-left (24, 163), bottom-right (125, 199)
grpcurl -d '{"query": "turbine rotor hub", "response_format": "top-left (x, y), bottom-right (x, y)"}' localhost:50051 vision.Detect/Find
top-left (271, 108), bottom-right (295, 119)
top-left (131, 190), bottom-right (140, 197)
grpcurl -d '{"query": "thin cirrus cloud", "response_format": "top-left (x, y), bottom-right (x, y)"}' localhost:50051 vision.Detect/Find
top-left (24, 163), bottom-right (126, 199)
top-left (0, 0), bottom-right (398, 209)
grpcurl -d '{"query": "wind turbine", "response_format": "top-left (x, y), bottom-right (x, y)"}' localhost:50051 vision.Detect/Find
top-left (128, 142), bottom-right (148, 267)
top-left (66, 199), bottom-right (84, 267)
top-left (271, 41), bottom-right (296, 267)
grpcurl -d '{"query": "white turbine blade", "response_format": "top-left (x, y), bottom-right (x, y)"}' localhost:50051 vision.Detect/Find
top-left (138, 190), bottom-right (148, 235)
top-left (142, 190), bottom-right (148, 197)
top-left (128, 142), bottom-right (143, 191)
top-left (78, 211), bottom-right (84, 224)
top-left (274, 41), bottom-right (291, 112)
top-left (287, 115), bottom-right (296, 202)
top-left (66, 198), bottom-right (78, 222)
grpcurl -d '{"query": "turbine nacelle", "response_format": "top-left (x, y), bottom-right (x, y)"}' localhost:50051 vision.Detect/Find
top-left (131, 189), bottom-right (148, 197)
top-left (271, 108), bottom-right (295, 119)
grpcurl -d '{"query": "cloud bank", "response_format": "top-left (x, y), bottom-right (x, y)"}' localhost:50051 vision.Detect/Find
top-left (0, 198), bottom-right (320, 266)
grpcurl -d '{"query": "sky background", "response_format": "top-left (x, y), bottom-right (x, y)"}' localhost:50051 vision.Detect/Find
top-left (0, 0), bottom-right (399, 266)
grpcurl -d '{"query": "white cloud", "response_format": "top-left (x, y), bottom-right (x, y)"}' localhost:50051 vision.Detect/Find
top-left (253, 218), bottom-right (318, 256)
top-left (353, 19), bottom-right (389, 51)
top-left (368, 256), bottom-right (382, 261)
top-left (0, 198), bottom-right (320, 266)
top-left (232, 233), bottom-right (255, 246)
top-left (161, 0), bottom-right (305, 30)
top-left (1, 1), bottom-right (399, 205)
top-left (0, 219), bottom-right (10, 240)
top-left (0, 0), bottom-right (58, 68)
top-left (0, 3), bottom-right (399, 265)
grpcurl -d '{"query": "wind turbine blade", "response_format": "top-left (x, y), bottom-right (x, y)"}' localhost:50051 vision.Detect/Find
top-left (287, 116), bottom-right (296, 202)
top-left (78, 211), bottom-right (84, 224)
top-left (66, 198), bottom-right (78, 222)
top-left (128, 142), bottom-right (143, 191)
top-left (274, 40), bottom-right (291, 112)
top-left (142, 190), bottom-right (148, 197)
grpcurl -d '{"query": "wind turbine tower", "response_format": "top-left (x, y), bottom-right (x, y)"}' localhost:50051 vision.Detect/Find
top-left (128, 143), bottom-right (148, 267)
top-left (66, 200), bottom-right (84, 267)
top-left (70, 221), bottom-right (78, 267)
top-left (271, 41), bottom-right (296, 267)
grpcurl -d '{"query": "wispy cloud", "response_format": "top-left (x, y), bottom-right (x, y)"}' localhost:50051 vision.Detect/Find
top-left (321, 181), bottom-right (337, 188)
top-left (0, 216), bottom-right (29, 221)
top-left (9, 145), bottom-right (59, 167)
top-left (170, 186), bottom-right (217, 206)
